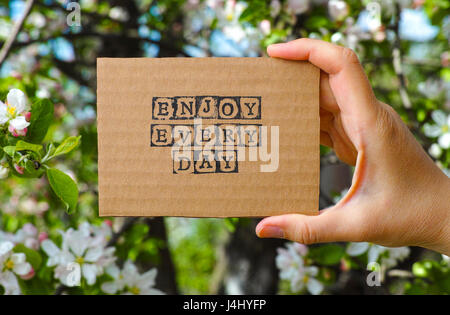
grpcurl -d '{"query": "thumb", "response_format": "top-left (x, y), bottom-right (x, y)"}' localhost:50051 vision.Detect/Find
top-left (255, 205), bottom-right (365, 244)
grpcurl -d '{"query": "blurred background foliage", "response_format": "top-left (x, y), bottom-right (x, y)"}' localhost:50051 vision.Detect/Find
top-left (0, 0), bottom-right (448, 295)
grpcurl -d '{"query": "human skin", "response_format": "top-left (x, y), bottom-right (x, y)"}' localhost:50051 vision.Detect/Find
top-left (255, 38), bottom-right (450, 255)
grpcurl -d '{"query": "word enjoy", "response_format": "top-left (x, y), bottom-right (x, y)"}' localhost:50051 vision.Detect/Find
top-left (152, 96), bottom-right (261, 120)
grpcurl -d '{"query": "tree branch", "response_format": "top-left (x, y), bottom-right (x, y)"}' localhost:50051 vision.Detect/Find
top-left (0, 0), bottom-right (35, 66)
top-left (392, 3), bottom-right (411, 109)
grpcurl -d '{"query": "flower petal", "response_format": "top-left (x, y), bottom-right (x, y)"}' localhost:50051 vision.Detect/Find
top-left (138, 268), bottom-right (157, 288)
top-left (306, 277), bottom-right (324, 295)
top-left (0, 270), bottom-right (21, 295)
top-left (9, 116), bottom-right (30, 131)
top-left (13, 261), bottom-right (31, 276)
top-left (41, 239), bottom-right (60, 257)
top-left (67, 232), bottom-right (88, 257)
top-left (438, 132), bottom-right (450, 149)
top-left (0, 241), bottom-right (14, 256)
top-left (122, 260), bottom-right (138, 279)
top-left (346, 242), bottom-right (369, 256)
top-left (305, 266), bottom-right (319, 277)
top-left (82, 263), bottom-right (98, 285)
top-left (7, 89), bottom-right (27, 113)
top-left (84, 246), bottom-right (103, 263)
top-left (101, 281), bottom-right (119, 294)
top-left (368, 245), bottom-right (384, 263)
top-left (105, 264), bottom-right (120, 279)
top-left (11, 253), bottom-right (26, 264)
top-left (140, 288), bottom-right (165, 295)
top-left (428, 143), bottom-right (442, 158)
top-left (431, 110), bottom-right (447, 126)
top-left (0, 101), bottom-right (9, 125)
top-left (423, 123), bottom-right (442, 138)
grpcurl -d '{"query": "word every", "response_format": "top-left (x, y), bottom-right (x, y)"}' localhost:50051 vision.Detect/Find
top-left (152, 96), bottom-right (261, 120)
top-left (150, 123), bottom-right (261, 148)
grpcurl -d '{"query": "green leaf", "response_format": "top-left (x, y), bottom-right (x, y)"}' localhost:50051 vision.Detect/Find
top-left (15, 140), bottom-right (43, 158)
top-left (309, 244), bottom-right (345, 266)
top-left (46, 168), bottom-right (78, 213)
top-left (3, 146), bottom-right (16, 157)
top-left (13, 244), bottom-right (42, 270)
top-left (53, 136), bottom-right (81, 157)
top-left (25, 98), bottom-right (54, 144)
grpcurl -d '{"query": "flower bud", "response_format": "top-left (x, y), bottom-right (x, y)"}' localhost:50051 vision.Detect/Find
top-left (38, 232), bottom-right (48, 243)
top-left (20, 267), bottom-right (35, 280)
top-left (14, 164), bottom-right (25, 175)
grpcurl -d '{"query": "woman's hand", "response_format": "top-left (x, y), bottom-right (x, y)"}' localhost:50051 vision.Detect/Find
top-left (256, 38), bottom-right (450, 255)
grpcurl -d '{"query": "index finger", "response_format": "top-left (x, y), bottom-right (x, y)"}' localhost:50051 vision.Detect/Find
top-left (267, 38), bottom-right (378, 125)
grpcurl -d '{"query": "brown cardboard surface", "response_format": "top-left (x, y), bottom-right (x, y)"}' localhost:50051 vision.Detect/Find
top-left (97, 57), bottom-right (319, 217)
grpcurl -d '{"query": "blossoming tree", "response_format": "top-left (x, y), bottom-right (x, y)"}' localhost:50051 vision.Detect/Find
top-left (0, 0), bottom-right (448, 295)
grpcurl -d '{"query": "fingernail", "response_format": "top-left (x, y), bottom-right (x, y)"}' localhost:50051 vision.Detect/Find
top-left (256, 225), bottom-right (284, 239)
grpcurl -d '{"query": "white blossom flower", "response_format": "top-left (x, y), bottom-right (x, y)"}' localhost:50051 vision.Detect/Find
top-left (270, 0), bottom-right (281, 18)
top-left (346, 242), bottom-right (410, 269)
top-left (287, 0), bottom-right (309, 15)
top-left (41, 223), bottom-right (116, 286)
top-left (13, 224), bottom-right (39, 250)
top-left (429, 143), bottom-right (443, 158)
top-left (276, 242), bottom-right (308, 280)
top-left (276, 243), bottom-right (324, 295)
top-left (442, 254), bottom-right (450, 265)
top-left (290, 265), bottom-right (324, 295)
top-left (0, 89), bottom-right (30, 137)
top-left (0, 224), bottom-right (40, 250)
top-left (109, 7), bottom-right (129, 22)
top-left (27, 12), bottom-right (46, 28)
top-left (328, 0), bottom-right (349, 21)
top-left (0, 164), bottom-right (8, 179)
top-left (101, 260), bottom-right (164, 295)
top-left (0, 241), bottom-right (32, 295)
top-left (259, 19), bottom-right (271, 35)
top-left (423, 110), bottom-right (450, 149)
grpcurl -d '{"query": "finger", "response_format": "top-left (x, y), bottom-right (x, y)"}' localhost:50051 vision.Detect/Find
top-left (320, 71), bottom-right (338, 114)
top-left (256, 205), bottom-right (364, 244)
top-left (267, 39), bottom-right (378, 125)
top-left (320, 108), bottom-right (333, 132)
top-left (320, 131), bottom-right (333, 148)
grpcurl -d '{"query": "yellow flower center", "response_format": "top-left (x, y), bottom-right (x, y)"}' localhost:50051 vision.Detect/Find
top-left (6, 105), bottom-right (16, 116)
top-left (130, 286), bottom-right (140, 295)
top-left (442, 125), bottom-right (449, 133)
top-left (226, 13), bottom-right (233, 21)
top-left (303, 275), bottom-right (309, 283)
top-left (75, 256), bottom-right (84, 265)
top-left (5, 259), bottom-right (14, 270)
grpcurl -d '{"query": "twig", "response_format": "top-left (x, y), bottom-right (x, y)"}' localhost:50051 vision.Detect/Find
top-left (107, 218), bottom-right (139, 247)
top-left (0, 0), bottom-right (35, 66)
top-left (392, 3), bottom-right (411, 109)
top-left (54, 217), bottom-right (139, 295)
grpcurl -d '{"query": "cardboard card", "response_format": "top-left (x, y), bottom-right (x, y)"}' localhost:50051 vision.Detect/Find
top-left (97, 57), bottom-right (319, 217)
